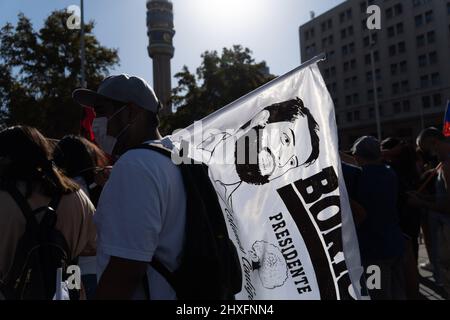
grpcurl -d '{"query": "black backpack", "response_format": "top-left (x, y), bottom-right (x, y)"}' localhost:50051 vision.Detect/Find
top-left (132, 143), bottom-right (242, 300)
top-left (0, 185), bottom-right (75, 300)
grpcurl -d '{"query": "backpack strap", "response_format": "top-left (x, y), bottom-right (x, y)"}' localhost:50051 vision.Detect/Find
top-left (150, 259), bottom-right (177, 290)
top-left (129, 143), bottom-right (179, 297)
top-left (48, 193), bottom-right (62, 212)
top-left (7, 185), bottom-right (63, 228)
top-left (141, 259), bottom-right (177, 300)
top-left (6, 185), bottom-right (38, 227)
top-left (31, 194), bottom-right (62, 215)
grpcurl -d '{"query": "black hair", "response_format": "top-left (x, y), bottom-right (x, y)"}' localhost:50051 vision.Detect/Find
top-left (235, 97), bottom-right (320, 185)
top-left (381, 137), bottom-right (403, 150)
top-left (0, 126), bottom-right (79, 198)
top-left (234, 125), bottom-right (269, 185)
top-left (418, 127), bottom-right (445, 144)
top-left (241, 97), bottom-right (319, 166)
top-left (53, 135), bottom-right (108, 186)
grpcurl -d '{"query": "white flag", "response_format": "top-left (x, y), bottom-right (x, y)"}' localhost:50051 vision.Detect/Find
top-left (169, 57), bottom-right (366, 300)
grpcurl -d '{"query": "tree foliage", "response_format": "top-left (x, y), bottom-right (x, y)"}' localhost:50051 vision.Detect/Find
top-left (161, 45), bottom-right (275, 135)
top-left (0, 11), bottom-right (119, 138)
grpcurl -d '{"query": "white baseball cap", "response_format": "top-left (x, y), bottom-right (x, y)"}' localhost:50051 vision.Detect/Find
top-left (73, 74), bottom-right (161, 113)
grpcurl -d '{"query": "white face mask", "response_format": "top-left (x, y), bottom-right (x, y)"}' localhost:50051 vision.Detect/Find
top-left (92, 117), bottom-right (115, 155)
top-left (92, 106), bottom-right (129, 155)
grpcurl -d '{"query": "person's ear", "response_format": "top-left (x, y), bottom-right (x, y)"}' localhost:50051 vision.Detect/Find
top-left (251, 110), bottom-right (270, 128)
top-left (127, 103), bottom-right (142, 122)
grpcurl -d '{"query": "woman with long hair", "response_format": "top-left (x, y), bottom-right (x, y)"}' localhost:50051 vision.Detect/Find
top-left (53, 135), bottom-right (110, 299)
top-left (53, 135), bottom-right (110, 207)
top-left (0, 126), bottom-right (96, 300)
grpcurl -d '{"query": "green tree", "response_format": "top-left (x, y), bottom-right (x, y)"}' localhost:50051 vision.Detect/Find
top-left (161, 45), bottom-right (275, 135)
top-left (0, 11), bottom-right (119, 138)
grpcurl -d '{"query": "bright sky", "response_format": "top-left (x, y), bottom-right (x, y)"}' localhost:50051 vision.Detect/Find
top-left (0, 0), bottom-right (345, 88)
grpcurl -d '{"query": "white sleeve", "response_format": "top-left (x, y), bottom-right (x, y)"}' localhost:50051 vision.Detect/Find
top-left (95, 155), bottom-right (164, 263)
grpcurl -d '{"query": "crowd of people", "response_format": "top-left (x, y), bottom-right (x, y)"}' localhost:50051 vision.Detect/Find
top-left (0, 73), bottom-right (449, 300)
top-left (342, 131), bottom-right (450, 300)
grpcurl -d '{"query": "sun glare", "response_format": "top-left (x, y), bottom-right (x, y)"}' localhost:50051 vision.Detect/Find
top-left (207, 0), bottom-right (249, 17)
top-left (196, 0), bottom-right (267, 28)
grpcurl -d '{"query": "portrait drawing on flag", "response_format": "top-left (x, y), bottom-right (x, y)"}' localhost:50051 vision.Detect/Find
top-left (197, 97), bottom-right (320, 210)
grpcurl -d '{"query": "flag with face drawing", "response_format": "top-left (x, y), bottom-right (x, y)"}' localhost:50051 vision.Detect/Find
top-left (168, 57), bottom-right (367, 300)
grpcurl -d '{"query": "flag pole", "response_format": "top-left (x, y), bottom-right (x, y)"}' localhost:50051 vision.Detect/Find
top-left (443, 101), bottom-right (447, 133)
top-left (80, 0), bottom-right (86, 88)
top-left (78, 0), bottom-right (86, 135)
top-left (183, 53), bottom-right (327, 127)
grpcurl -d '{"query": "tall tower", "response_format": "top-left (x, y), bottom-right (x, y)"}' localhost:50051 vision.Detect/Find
top-left (146, 0), bottom-right (175, 116)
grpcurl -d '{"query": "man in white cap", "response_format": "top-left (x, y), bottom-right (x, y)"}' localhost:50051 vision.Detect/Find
top-left (73, 74), bottom-right (186, 299)
top-left (73, 74), bottom-right (162, 157)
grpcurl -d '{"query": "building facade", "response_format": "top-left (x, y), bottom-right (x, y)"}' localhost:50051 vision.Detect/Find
top-left (147, 0), bottom-right (175, 116)
top-left (300, 0), bottom-right (450, 148)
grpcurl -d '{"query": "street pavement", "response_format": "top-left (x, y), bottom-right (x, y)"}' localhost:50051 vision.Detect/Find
top-left (418, 243), bottom-right (448, 300)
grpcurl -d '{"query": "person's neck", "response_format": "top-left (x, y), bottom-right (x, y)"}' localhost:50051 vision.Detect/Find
top-left (116, 129), bottom-right (162, 155)
top-left (130, 129), bottom-right (162, 145)
top-left (148, 130), bottom-right (162, 141)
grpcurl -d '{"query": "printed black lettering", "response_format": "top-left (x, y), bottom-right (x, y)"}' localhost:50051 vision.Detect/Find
top-left (272, 220), bottom-right (286, 232)
top-left (290, 267), bottom-right (305, 278)
top-left (297, 285), bottom-right (312, 294)
top-left (279, 238), bottom-right (292, 247)
top-left (309, 196), bottom-right (341, 231)
top-left (269, 212), bottom-right (283, 221)
top-left (294, 166), bottom-right (339, 204)
top-left (276, 229), bottom-right (290, 240)
top-left (287, 259), bottom-right (302, 269)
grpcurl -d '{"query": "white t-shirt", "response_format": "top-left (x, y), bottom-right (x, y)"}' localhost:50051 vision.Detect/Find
top-left (95, 139), bottom-right (186, 300)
